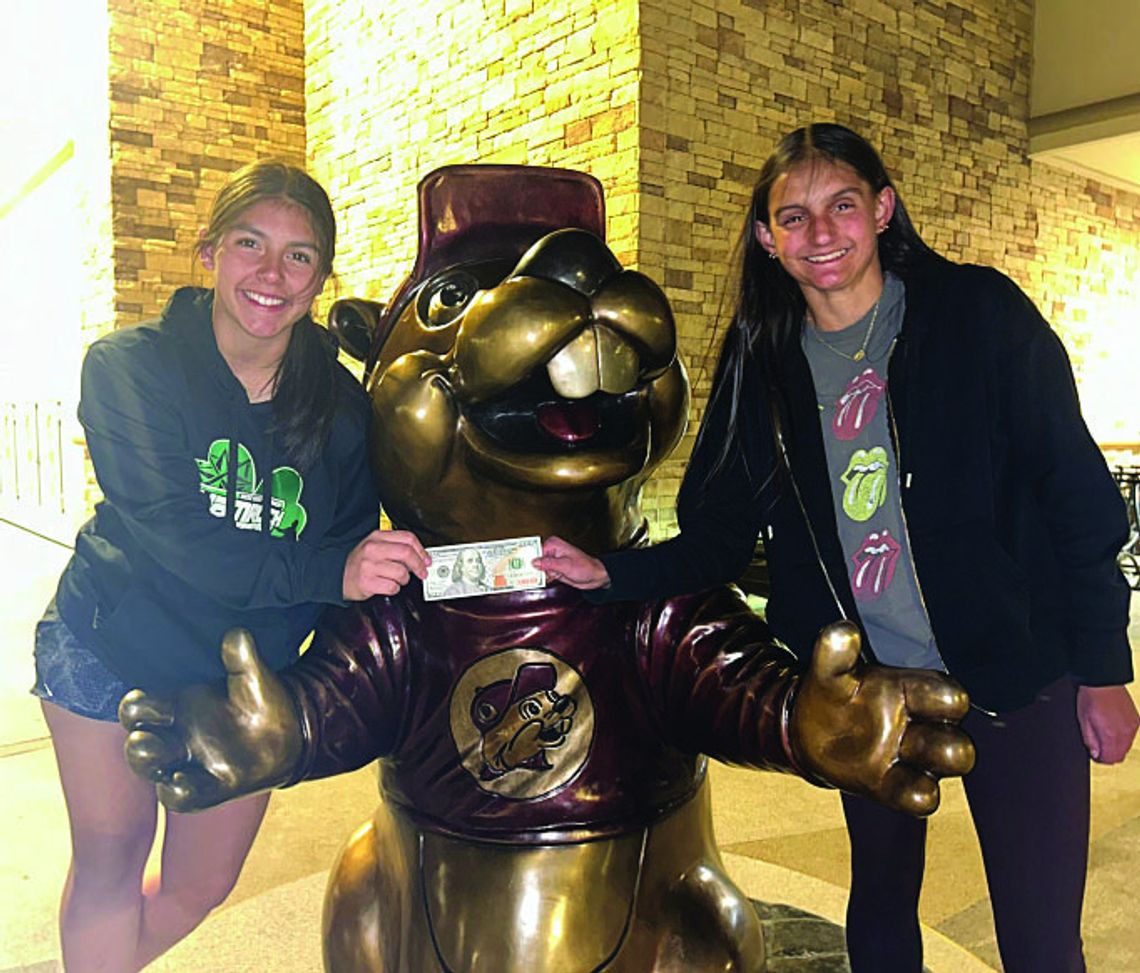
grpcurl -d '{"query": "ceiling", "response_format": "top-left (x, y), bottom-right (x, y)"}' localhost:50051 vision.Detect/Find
top-left (1031, 132), bottom-right (1140, 193)
top-left (1031, 0), bottom-right (1140, 193)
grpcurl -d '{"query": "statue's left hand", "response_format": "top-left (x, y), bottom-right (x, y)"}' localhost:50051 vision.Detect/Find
top-left (790, 621), bottom-right (975, 816)
top-left (118, 628), bottom-right (303, 812)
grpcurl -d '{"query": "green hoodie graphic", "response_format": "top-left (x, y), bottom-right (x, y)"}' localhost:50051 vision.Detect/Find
top-left (195, 439), bottom-right (307, 539)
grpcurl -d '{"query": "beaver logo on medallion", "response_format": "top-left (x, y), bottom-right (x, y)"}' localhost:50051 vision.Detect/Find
top-left (450, 648), bottom-right (594, 799)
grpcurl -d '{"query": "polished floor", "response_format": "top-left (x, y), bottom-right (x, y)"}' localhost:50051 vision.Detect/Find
top-left (1, 518), bottom-right (1137, 972)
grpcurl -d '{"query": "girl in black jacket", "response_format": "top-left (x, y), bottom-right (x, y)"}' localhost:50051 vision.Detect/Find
top-left (539, 124), bottom-right (1138, 973)
top-left (34, 161), bottom-right (429, 973)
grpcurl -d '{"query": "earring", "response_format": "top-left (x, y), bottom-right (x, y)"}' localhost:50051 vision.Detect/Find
top-left (767, 252), bottom-right (778, 260)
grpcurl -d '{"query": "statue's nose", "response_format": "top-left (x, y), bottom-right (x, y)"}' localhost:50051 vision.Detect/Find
top-left (511, 228), bottom-right (621, 297)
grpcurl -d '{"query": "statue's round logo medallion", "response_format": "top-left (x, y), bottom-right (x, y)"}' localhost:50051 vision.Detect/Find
top-left (449, 648), bottom-right (594, 799)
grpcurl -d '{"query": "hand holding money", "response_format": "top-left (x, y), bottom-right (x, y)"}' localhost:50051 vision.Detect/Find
top-left (343, 529), bottom-right (431, 600)
top-left (535, 535), bottom-right (611, 589)
top-left (424, 536), bottom-right (546, 601)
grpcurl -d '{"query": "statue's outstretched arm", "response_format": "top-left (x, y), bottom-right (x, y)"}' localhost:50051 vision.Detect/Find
top-left (642, 588), bottom-right (974, 816)
top-left (119, 628), bottom-right (305, 812)
top-left (120, 601), bottom-right (410, 811)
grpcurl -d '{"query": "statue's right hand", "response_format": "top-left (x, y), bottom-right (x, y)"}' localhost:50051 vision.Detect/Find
top-left (118, 628), bottom-right (303, 812)
top-left (789, 621), bottom-right (974, 816)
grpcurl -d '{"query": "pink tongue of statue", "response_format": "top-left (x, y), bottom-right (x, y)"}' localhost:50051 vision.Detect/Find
top-left (537, 401), bottom-right (601, 442)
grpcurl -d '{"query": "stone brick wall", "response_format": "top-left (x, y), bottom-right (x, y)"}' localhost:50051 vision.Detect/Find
top-left (5, 0), bottom-right (1130, 540)
top-left (73, 0), bottom-right (1135, 536)
top-left (43, 1), bottom-right (313, 520)
top-left (1026, 164), bottom-right (1140, 454)
top-left (107, 0), bottom-right (308, 324)
top-left (303, 0), bottom-right (641, 316)
top-left (631, 0), bottom-right (1138, 530)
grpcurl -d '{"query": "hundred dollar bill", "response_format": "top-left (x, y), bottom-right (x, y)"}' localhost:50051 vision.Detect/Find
top-left (423, 536), bottom-right (546, 601)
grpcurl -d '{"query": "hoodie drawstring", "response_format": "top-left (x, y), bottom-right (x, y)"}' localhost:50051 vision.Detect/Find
top-left (226, 438), bottom-right (238, 529)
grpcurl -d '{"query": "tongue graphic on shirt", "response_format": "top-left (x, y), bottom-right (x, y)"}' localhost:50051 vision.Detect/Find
top-left (851, 529), bottom-right (901, 601)
top-left (840, 446), bottom-right (890, 522)
top-left (833, 368), bottom-right (885, 441)
top-left (537, 401), bottom-right (601, 443)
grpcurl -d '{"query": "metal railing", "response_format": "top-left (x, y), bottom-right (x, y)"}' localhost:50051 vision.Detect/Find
top-left (1112, 465), bottom-right (1140, 591)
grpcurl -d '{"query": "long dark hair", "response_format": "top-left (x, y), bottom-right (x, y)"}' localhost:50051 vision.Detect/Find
top-left (196, 160), bottom-right (341, 470)
top-left (699, 123), bottom-right (942, 486)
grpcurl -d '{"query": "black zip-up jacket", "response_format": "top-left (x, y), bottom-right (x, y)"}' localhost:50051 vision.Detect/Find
top-left (600, 259), bottom-right (1132, 712)
top-left (55, 288), bottom-right (379, 691)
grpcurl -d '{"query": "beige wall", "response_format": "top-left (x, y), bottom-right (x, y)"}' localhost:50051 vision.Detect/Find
top-left (1, 0), bottom-right (310, 536)
top-left (0, 0), bottom-right (114, 540)
top-left (1029, 0), bottom-right (1140, 192)
top-left (1032, 0), bottom-right (1140, 115)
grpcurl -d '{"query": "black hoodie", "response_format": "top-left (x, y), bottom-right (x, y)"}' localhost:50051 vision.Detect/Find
top-left (55, 287), bottom-right (379, 691)
top-left (597, 260), bottom-right (1132, 712)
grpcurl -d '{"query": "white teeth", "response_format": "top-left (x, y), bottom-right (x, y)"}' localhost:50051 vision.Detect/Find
top-left (244, 291), bottom-right (287, 307)
top-left (806, 249), bottom-right (848, 264)
top-left (546, 326), bottom-right (639, 399)
top-left (548, 329), bottom-right (600, 398)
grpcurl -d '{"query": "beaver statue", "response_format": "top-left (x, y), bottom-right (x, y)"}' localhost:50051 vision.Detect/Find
top-left (120, 165), bottom-right (974, 972)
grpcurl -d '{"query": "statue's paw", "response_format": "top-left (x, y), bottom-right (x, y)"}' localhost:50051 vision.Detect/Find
top-left (155, 765), bottom-right (233, 814)
top-left (899, 721), bottom-right (976, 779)
top-left (123, 727), bottom-right (189, 783)
top-left (118, 687), bottom-right (175, 729)
top-left (793, 622), bottom-right (977, 817)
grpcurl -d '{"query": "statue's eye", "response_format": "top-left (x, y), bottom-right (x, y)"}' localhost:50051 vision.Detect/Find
top-left (420, 272), bottom-right (478, 327)
top-left (519, 698), bottom-right (541, 719)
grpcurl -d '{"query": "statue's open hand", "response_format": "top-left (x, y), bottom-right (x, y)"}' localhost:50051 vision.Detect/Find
top-left (118, 628), bottom-right (303, 812)
top-left (790, 621), bottom-right (975, 816)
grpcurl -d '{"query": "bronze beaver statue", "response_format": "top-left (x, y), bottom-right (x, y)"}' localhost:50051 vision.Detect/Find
top-left (121, 165), bottom-right (973, 972)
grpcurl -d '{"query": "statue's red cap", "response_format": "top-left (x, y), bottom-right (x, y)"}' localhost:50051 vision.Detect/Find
top-left (370, 166), bottom-right (606, 367)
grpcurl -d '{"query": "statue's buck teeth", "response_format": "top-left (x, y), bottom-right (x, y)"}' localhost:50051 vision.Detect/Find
top-left (546, 326), bottom-right (639, 399)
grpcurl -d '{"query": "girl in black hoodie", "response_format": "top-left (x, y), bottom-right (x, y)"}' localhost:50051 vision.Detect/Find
top-left (35, 161), bottom-right (429, 972)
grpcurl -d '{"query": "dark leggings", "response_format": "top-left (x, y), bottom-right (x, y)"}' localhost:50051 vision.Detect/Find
top-left (842, 675), bottom-right (1090, 973)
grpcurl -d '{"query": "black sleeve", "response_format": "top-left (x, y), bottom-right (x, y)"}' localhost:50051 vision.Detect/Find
top-left (995, 273), bottom-right (1132, 685)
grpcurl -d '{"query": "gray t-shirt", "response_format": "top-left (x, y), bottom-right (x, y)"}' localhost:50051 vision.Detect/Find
top-left (800, 273), bottom-right (943, 670)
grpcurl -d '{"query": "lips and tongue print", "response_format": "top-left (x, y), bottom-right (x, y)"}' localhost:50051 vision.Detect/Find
top-left (833, 368), bottom-right (885, 441)
top-left (537, 400), bottom-right (601, 443)
top-left (840, 446), bottom-right (890, 522)
top-left (851, 529), bottom-right (901, 601)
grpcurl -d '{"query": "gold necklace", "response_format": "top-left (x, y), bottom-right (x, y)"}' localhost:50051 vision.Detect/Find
top-left (808, 296), bottom-right (881, 363)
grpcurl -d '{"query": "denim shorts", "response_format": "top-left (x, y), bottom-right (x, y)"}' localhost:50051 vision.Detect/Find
top-left (31, 602), bottom-right (129, 723)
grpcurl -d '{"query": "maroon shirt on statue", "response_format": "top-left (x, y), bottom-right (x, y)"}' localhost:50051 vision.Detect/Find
top-left (281, 583), bottom-right (802, 844)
